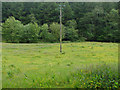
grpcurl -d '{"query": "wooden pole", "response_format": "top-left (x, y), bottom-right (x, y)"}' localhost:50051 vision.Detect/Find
top-left (60, 6), bottom-right (62, 53)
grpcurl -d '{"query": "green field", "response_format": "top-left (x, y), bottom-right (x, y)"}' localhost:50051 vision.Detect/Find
top-left (2, 42), bottom-right (118, 88)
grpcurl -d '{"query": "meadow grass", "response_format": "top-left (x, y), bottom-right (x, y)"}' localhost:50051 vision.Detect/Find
top-left (2, 42), bottom-right (118, 88)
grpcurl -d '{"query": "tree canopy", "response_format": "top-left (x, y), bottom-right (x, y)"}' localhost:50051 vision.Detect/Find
top-left (2, 2), bottom-right (120, 43)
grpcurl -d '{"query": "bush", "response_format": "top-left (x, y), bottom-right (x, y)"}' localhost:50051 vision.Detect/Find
top-left (71, 64), bottom-right (118, 88)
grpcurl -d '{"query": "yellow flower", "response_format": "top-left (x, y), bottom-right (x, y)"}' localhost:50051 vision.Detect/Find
top-left (56, 82), bottom-right (59, 85)
top-left (81, 69), bottom-right (82, 72)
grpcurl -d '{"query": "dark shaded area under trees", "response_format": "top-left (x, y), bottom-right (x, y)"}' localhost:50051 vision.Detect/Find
top-left (2, 2), bottom-right (120, 43)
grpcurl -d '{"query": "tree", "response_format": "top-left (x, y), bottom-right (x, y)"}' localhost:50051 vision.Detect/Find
top-left (39, 24), bottom-right (50, 42)
top-left (2, 16), bottom-right (23, 43)
top-left (2, 2), bottom-right (119, 43)
top-left (65, 19), bottom-right (77, 29)
top-left (64, 27), bottom-right (78, 42)
top-left (62, 2), bottom-right (74, 24)
top-left (20, 23), bottom-right (39, 43)
top-left (50, 22), bottom-right (65, 42)
top-left (103, 9), bottom-right (119, 42)
top-left (64, 19), bottom-right (78, 41)
top-left (29, 13), bottom-right (37, 24)
top-left (78, 6), bottom-right (106, 41)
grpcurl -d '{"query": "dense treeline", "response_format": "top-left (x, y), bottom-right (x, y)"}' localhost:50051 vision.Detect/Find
top-left (2, 16), bottom-right (79, 43)
top-left (2, 2), bottom-right (120, 43)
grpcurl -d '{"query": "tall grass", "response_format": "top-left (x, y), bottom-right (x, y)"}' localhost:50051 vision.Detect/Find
top-left (2, 42), bottom-right (118, 88)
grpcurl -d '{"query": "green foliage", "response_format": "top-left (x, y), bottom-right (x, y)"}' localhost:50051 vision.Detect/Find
top-left (50, 22), bottom-right (65, 42)
top-left (40, 24), bottom-right (49, 41)
top-left (2, 17), bottom-right (40, 43)
top-left (97, 9), bottom-right (119, 42)
top-left (62, 2), bottom-right (74, 24)
top-left (71, 64), bottom-right (118, 88)
top-left (29, 13), bottom-right (37, 24)
top-left (2, 2), bottom-right (119, 42)
top-left (65, 19), bottom-right (77, 29)
top-left (40, 24), bottom-right (53, 42)
top-left (64, 27), bottom-right (78, 42)
top-left (64, 20), bottom-right (79, 41)
top-left (2, 16), bottom-right (23, 43)
top-left (78, 6), bottom-right (119, 42)
top-left (20, 23), bottom-right (39, 43)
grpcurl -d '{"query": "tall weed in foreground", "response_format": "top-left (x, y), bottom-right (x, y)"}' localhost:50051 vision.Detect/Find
top-left (70, 64), bottom-right (118, 88)
top-left (30, 64), bottom-right (118, 88)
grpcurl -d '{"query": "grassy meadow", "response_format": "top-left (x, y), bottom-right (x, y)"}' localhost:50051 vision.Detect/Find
top-left (2, 42), bottom-right (118, 88)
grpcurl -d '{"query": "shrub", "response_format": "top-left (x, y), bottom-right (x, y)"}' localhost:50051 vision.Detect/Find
top-left (71, 64), bottom-right (118, 88)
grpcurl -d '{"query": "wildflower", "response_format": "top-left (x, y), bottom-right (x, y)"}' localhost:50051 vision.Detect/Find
top-left (56, 82), bottom-right (59, 85)
top-left (81, 70), bottom-right (82, 72)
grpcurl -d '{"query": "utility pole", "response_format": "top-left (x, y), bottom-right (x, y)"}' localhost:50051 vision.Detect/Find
top-left (57, 2), bottom-right (65, 53)
top-left (60, 5), bottom-right (62, 53)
